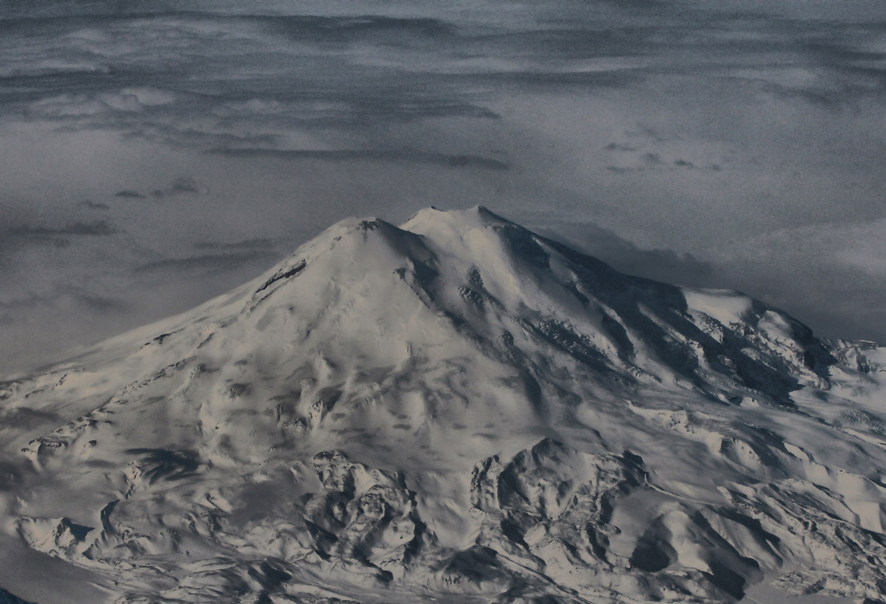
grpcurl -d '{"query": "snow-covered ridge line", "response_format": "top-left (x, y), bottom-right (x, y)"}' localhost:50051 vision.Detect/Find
top-left (0, 207), bottom-right (884, 603)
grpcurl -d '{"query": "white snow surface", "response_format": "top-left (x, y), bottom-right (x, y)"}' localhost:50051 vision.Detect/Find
top-left (1, 207), bottom-right (885, 603)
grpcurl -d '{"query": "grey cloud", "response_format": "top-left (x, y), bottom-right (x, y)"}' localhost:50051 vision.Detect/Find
top-left (207, 148), bottom-right (511, 170)
top-left (78, 200), bottom-right (109, 210)
top-left (643, 152), bottom-right (661, 165)
top-left (606, 159), bottom-right (720, 174)
top-left (115, 190), bottom-right (146, 199)
top-left (604, 143), bottom-right (637, 152)
top-left (0, 288), bottom-right (131, 375)
top-left (151, 177), bottom-right (202, 198)
top-left (0, 289), bottom-right (127, 322)
top-left (133, 250), bottom-right (280, 275)
top-left (170, 177), bottom-right (199, 194)
top-left (536, 222), bottom-right (717, 289)
top-left (755, 78), bottom-right (878, 110)
top-left (602, 128), bottom-right (729, 174)
top-left (0, 5), bottom-right (695, 139)
top-left (0, 293), bottom-right (43, 313)
top-left (116, 178), bottom-right (202, 201)
top-left (474, 69), bottom-right (643, 91)
top-left (17, 85), bottom-right (501, 136)
top-left (137, 127), bottom-right (279, 152)
top-left (193, 238), bottom-right (276, 251)
top-left (255, 15), bottom-right (458, 45)
top-left (11, 220), bottom-right (119, 237)
top-left (715, 22), bottom-right (886, 109)
top-left (0, 215), bottom-right (120, 261)
top-left (1, 234), bottom-right (71, 249)
top-left (75, 293), bottom-right (128, 313)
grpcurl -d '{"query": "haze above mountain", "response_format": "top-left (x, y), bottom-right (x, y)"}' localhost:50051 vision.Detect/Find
top-left (0, 208), bottom-right (885, 604)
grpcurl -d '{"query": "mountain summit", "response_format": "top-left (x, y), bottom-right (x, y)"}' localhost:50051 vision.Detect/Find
top-left (1, 207), bottom-right (885, 603)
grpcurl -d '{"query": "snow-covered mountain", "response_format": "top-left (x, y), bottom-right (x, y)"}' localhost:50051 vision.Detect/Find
top-left (1, 207), bottom-right (885, 603)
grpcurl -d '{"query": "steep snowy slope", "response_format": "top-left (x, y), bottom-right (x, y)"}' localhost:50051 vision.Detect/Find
top-left (1, 207), bottom-right (885, 603)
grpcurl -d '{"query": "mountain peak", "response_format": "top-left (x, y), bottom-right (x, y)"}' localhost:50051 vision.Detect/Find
top-left (2, 208), bottom-right (885, 604)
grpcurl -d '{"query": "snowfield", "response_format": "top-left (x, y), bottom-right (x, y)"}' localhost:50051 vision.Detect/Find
top-left (1, 207), bottom-right (885, 603)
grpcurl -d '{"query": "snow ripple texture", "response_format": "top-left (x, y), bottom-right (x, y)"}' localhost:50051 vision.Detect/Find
top-left (1, 207), bottom-right (886, 603)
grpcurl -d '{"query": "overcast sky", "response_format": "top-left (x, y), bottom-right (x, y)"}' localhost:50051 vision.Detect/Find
top-left (2, 0), bottom-right (886, 375)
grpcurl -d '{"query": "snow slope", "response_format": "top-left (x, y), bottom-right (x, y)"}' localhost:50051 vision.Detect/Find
top-left (1, 207), bottom-right (885, 603)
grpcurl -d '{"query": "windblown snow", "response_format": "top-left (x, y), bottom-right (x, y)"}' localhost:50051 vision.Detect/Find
top-left (1, 207), bottom-right (885, 603)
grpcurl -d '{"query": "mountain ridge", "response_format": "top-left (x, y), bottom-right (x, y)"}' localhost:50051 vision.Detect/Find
top-left (1, 207), bottom-right (885, 603)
